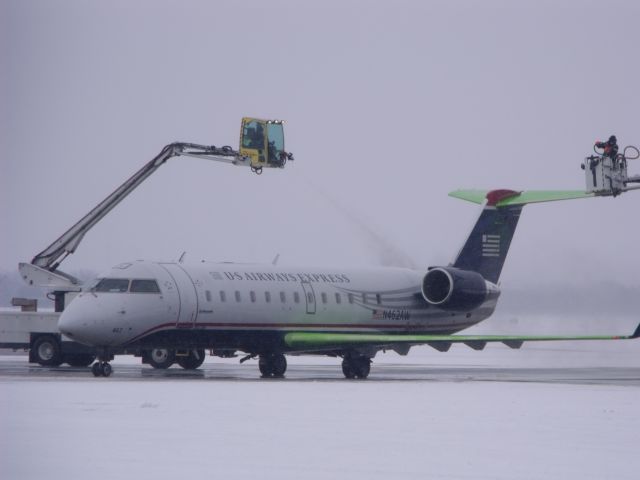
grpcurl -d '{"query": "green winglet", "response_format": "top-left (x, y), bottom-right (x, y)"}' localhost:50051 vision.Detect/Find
top-left (448, 189), bottom-right (488, 204)
top-left (284, 326), bottom-right (639, 352)
top-left (449, 189), bottom-right (595, 206)
top-left (496, 190), bottom-right (596, 206)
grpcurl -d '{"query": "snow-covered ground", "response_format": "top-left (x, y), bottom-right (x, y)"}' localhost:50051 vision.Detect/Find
top-left (2, 338), bottom-right (639, 480)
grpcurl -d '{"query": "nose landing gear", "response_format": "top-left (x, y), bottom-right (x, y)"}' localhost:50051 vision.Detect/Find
top-left (91, 349), bottom-right (114, 377)
top-left (91, 361), bottom-right (112, 377)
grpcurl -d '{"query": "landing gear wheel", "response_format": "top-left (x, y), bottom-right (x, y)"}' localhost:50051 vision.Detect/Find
top-left (32, 335), bottom-right (63, 366)
top-left (147, 348), bottom-right (175, 369)
top-left (353, 356), bottom-right (370, 379)
top-left (65, 354), bottom-right (96, 367)
top-left (341, 358), bottom-right (356, 379)
top-left (91, 361), bottom-right (112, 377)
top-left (271, 354), bottom-right (287, 377)
top-left (101, 363), bottom-right (112, 377)
top-left (342, 355), bottom-right (371, 379)
top-left (176, 349), bottom-right (206, 370)
top-left (258, 353), bottom-right (287, 378)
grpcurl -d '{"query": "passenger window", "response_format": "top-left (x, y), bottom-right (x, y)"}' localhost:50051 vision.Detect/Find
top-left (335, 293), bottom-right (341, 304)
top-left (293, 292), bottom-right (300, 303)
top-left (235, 291), bottom-right (241, 302)
top-left (220, 291), bottom-right (226, 302)
top-left (250, 291), bottom-right (256, 303)
top-left (321, 293), bottom-right (327, 304)
top-left (348, 293), bottom-right (354, 304)
top-left (205, 290), bottom-right (212, 302)
top-left (94, 278), bottom-right (129, 293)
top-left (130, 279), bottom-right (161, 293)
top-left (280, 292), bottom-right (286, 303)
top-left (265, 291), bottom-right (271, 303)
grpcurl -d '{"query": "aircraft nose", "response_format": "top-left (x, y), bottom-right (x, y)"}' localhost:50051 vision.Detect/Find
top-left (58, 304), bottom-right (86, 343)
top-left (58, 294), bottom-right (105, 345)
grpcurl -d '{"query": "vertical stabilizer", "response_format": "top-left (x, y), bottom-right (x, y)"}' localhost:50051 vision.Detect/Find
top-left (451, 189), bottom-right (523, 284)
top-left (448, 188), bottom-right (607, 283)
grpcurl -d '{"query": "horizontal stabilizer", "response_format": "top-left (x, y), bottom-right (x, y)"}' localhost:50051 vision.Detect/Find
top-left (449, 189), bottom-right (595, 207)
top-left (283, 324), bottom-right (640, 352)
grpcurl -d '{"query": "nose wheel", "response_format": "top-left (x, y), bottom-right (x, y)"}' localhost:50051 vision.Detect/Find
top-left (91, 349), bottom-right (114, 377)
top-left (91, 361), bottom-right (113, 377)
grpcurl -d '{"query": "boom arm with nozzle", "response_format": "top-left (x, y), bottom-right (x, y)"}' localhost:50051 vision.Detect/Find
top-left (19, 119), bottom-right (293, 298)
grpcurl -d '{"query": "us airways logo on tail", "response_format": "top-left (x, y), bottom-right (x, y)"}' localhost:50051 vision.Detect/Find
top-left (482, 234), bottom-right (500, 257)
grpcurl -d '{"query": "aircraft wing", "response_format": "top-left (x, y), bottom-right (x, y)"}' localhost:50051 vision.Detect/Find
top-left (283, 323), bottom-right (640, 352)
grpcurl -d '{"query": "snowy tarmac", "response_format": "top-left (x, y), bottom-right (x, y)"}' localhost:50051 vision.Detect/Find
top-left (0, 358), bottom-right (639, 386)
top-left (2, 343), bottom-right (640, 480)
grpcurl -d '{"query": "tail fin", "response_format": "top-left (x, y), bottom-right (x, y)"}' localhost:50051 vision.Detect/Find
top-left (449, 189), bottom-right (594, 283)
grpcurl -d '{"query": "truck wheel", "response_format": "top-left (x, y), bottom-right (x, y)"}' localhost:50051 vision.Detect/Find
top-left (176, 349), bottom-right (206, 370)
top-left (32, 335), bottom-right (63, 366)
top-left (65, 354), bottom-right (96, 367)
top-left (147, 348), bottom-right (175, 369)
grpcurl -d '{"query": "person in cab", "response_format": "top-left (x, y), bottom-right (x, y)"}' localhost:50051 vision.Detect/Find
top-left (244, 123), bottom-right (264, 149)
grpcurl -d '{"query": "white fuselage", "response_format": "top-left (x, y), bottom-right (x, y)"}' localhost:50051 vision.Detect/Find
top-left (58, 260), bottom-right (498, 351)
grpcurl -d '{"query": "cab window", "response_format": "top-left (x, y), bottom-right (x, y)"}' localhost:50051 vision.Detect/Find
top-left (130, 279), bottom-right (161, 293)
top-left (267, 122), bottom-right (285, 164)
top-left (94, 278), bottom-right (129, 293)
top-left (242, 120), bottom-right (264, 149)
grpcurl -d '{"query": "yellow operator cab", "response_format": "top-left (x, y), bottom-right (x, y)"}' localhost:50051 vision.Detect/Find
top-left (239, 117), bottom-right (290, 173)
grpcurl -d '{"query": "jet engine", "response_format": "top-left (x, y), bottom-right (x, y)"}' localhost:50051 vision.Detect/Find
top-left (421, 267), bottom-right (498, 310)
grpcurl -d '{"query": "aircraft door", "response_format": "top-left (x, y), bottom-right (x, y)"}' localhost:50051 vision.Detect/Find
top-left (159, 263), bottom-right (199, 328)
top-left (301, 281), bottom-right (316, 314)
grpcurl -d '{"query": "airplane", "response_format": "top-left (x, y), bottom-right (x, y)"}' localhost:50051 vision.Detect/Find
top-left (57, 188), bottom-right (640, 378)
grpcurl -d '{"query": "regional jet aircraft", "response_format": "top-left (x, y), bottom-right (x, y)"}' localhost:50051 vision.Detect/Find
top-left (58, 189), bottom-right (640, 378)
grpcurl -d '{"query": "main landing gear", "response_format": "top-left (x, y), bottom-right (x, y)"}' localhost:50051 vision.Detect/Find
top-left (259, 353), bottom-right (287, 378)
top-left (341, 354), bottom-right (371, 379)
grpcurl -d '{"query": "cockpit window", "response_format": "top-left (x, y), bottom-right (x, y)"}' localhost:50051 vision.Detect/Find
top-left (130, 279), bottom-right (161, 293)
top-left (94, 278), bottom-right (130, 293)
top-left (83, 278), bottom-right (102, 292)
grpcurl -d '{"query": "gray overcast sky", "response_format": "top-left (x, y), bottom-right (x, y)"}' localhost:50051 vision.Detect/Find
top-left (2, 0), bottom-right (639, 290)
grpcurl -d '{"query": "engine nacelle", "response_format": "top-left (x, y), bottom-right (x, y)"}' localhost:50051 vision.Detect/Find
top-left (421, 267), bottom-right (498, 311)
